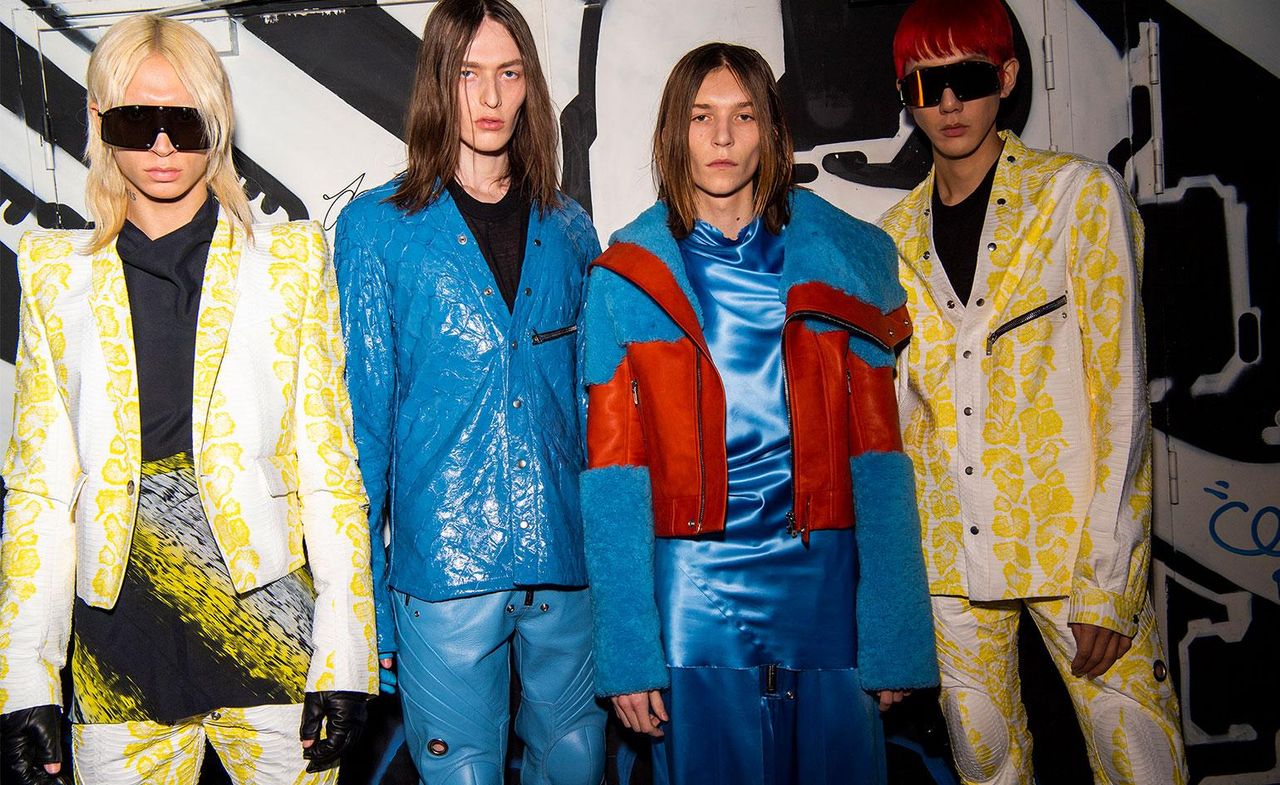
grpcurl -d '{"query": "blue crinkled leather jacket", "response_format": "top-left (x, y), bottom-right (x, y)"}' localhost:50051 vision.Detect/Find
top-left (335, 179), bottom-right (601, 652)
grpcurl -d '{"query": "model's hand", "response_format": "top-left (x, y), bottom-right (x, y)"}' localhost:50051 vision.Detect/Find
top-left (611, 690), bottom-right (668, 737)
top-left (299, 690), bottom-right (369, 773)
top-left (378, 653), bottom-right (397, 694)
top-left (1069, 623), bottom-right (1132, 678)
top-left (1, 705), bottom-right (68, 784)
top-left (876, 689), bottom-right (911, 712)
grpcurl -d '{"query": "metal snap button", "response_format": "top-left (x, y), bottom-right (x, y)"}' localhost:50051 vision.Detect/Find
top-left (524, 287), bottom-right (532, 296)
top-left (428, 738), bottom-right (449, 756)
top-left (210, 711), bottom-right (222, 720)
top-left (510, 340), bottom-right (517, 350)
top-left (986, 242), bottom-right (996, 252)
top-left (996, 197), bottom-right (1007, 205)
top-left (483, 287), bottom-right (493, 296)
top-left (1153, 660), bottom-right (1167, 682)
top-left (457, 235), bottom-right (467, 245)
top-left (533, 238), bottom-right (542, 246)
top-left (516, 459), bottom-right (527, 469)
top-left (539, 603), bottom-right (549, 612)
top-left (962, 350), bottom-right (972, 359)
top-left (964, 406), bottom-right (973, 416)
top-left (964, 466), bottom-right (974, 475)
top-left (969, 526), bottom-right (979, 535)
top-left (127, 479), bottom-right (136, 495)
top-left (946, 300), bottom-right (956, 309)
top-left (923, 250), bottom-right (931, 260)
top-left (512, 399), bottom-right (522, 409)
top-left (975, 297), bottom-right (985, 306)
top-left (519, 521), bottom-right (529, 530)
top-left (1006, 155), bottom-right (1015, 163)
top-left (505, 604), bottom-right (515, 613)
top-left (687, 521), bottom-right (697, 529)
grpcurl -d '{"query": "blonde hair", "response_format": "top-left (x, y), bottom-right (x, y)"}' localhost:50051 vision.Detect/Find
top-left (84, 14), bottom-right (251, 251)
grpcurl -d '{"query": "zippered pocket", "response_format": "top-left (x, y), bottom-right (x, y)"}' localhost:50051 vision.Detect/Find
top-left (530, 324), bottom-right (577, 345)
top-left (985, 294), bottom-right (1068, 355)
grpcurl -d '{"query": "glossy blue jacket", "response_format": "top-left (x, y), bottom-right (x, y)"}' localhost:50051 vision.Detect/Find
top-left (335, 179), bottom-right (601, 653)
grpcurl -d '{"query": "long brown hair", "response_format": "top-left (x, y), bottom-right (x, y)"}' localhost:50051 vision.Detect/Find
top-left (653, 43), bottom-right (793, 238)
top-left (390, 0), bottom-right (560, 213)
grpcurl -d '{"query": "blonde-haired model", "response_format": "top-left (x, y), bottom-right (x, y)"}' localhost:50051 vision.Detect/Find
top-left (0, 14), bottom-right (375, 785)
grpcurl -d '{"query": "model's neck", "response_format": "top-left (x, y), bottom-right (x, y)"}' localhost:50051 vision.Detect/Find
top-left (694, 188), bottom-right (756, 240)
top-left (933, 129), bottom-right (1004, 206)
top-left (126, 186), bottom-right (209, 240)
top-left (456, 143), bottom-right (511, 204)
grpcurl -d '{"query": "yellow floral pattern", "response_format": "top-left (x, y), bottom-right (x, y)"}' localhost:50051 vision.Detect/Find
top-left (0, 214), bottom-right (376, 715)
top-left (73, 704), bottom-right (339, 784)
top-left (932, 595), bottom-right (1186, 784)
top-left (882, 132), bottom-right (1153, 637)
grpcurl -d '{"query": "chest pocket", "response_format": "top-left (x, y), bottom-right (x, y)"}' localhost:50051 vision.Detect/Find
top-left (986, 294), bottom-right (1068, 356)
top-left (531, 324), bottom-right (577, 345)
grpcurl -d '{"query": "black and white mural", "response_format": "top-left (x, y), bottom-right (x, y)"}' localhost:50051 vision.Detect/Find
top-left (1, 1), bottom-right (1276, 783)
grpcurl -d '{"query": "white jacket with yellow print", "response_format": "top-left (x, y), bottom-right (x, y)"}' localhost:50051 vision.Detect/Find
top-left (0, 211), bottom-right (377, 713)
top-left (880, 131), bottom-right (1151, 638)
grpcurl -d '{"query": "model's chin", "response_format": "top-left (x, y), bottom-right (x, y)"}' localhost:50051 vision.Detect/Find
top-left (461, 131), bottom-right (516, 156)
top-left (131, 178), bottom-right (206, 204)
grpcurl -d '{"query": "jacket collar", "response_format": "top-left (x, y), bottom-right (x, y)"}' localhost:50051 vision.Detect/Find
top-left (607, 189), bottom-right (905, 330)
top-left (899, 130), bottom-right (1031, 316)
top-left (88, 203), bottom-right (244, 463)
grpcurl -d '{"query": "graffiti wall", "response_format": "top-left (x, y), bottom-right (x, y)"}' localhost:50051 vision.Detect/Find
top-left (1, 1), bottom-right (1276, 783)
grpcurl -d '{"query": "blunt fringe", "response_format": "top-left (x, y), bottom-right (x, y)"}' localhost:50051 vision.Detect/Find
top-left (391, 0), bottom-right (561, 214)
top-left (653, 43), bottom-right (793, 239)
top-left (84, 14), bottom-right (251, 252)
top-left (892, 0), bottom-right (1016, 78)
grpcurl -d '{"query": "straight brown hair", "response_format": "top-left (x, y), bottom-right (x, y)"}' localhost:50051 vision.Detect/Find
top-left (653, 43), bottom-right (793, 238)
top-left (390, 0), bottom-right (561, 213)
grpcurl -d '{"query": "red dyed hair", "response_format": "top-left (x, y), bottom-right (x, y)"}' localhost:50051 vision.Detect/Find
top-left (893, 0), bottom-right (1015, 78)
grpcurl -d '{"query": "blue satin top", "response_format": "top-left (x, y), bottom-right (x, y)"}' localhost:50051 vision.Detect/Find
top-left (655, 217), bottom-right (857, 670)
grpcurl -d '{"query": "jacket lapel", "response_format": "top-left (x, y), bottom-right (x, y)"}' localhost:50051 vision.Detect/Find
top-left (191, 209), bottom-right (243, 462)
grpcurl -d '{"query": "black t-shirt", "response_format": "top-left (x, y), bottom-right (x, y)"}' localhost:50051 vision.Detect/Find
top-left (930, 152), bottom-right (1000, 305)
top-left (117, 194), bottom-right (217, 461)
top-left (446, 179), bottom-right (531, 312)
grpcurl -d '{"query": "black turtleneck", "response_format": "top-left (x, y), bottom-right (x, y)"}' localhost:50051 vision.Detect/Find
top-left (116, 194), bottom-right (218, 461)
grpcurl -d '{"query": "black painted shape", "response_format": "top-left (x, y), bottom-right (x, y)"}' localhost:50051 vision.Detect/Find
top-left (822, 128), bottom-right (933, 190)
top-left (778, 0), bottom-right (905, 152)
top-left (560, 3), bottom-right (603, 217)
top-left (233, 149), bottom-right (308, 221)
top-left (230, 2), bottom-right (417, 141)
top-left (792, 163), bottom-right (819, 185)
top-left (1140, 2), bottom-right (1279, 463)
top-left (1, 244), bottom-right (16, 365)
top-left (1074, 0), bottom-right (1136, 56)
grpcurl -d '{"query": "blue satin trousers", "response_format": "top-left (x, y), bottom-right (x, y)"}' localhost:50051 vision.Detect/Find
top-left (392, 588), bottom-right (606, 785)
top-left (650, 666), bottom-right (885, 785)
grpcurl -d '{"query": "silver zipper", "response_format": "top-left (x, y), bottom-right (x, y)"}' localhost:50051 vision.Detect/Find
top-left (530, 324), bottom-right (577, 345)
top-left (985, 294), bottom-right (1068, 355)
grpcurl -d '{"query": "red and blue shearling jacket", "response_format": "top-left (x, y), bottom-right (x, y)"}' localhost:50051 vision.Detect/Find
top-left (579, 189), bottom-right (939, 697)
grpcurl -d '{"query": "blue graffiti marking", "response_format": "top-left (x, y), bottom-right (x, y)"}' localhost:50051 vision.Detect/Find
top-left (1205, 481), bottom-right (1280, 558)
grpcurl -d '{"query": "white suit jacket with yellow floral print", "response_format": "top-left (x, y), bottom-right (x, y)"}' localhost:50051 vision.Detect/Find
top-left (880, 131), bottom-right (1152, 638)
top-left (0, 212), bottom-right (377, 713)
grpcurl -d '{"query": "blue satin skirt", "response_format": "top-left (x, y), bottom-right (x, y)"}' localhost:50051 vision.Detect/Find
top-left (651, 666), bottom-right (885, 785)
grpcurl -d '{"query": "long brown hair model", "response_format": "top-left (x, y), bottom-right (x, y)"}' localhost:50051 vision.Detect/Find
top-left (390, 0), bottom-right (561, 214)
top-left (653, 43), bottom-right (793, 239)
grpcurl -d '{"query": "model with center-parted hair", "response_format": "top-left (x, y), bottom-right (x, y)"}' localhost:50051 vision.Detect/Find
top-left (579, 42), bottom-right (938, 784)
top-left (334, 0), bottom-right (606, 782)
top-left (0, 13), bottom-right (376, 785)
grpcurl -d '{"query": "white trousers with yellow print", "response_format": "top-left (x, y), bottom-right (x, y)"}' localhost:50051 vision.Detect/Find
top-left (932, 595), bottom-right (1187, 785)
top-left (72, 703), bottom-right (337, 785)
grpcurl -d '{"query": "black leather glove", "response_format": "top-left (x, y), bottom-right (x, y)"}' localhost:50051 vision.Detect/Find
top-left (299, 690), bottom-right (368, 773)
top-left (1, 705), bottom-right (68, 785)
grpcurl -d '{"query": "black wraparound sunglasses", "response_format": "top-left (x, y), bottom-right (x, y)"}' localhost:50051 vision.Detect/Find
top-left (99, 105), bottom-right (210, 151)
top-left (898, 61), bottom-right (1003, 108)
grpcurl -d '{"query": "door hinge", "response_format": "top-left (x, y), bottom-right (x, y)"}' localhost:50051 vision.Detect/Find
top-left (1042, 35), bottom-right (1056, 91)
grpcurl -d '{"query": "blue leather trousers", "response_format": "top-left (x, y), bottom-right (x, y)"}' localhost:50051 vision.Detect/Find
top-left (392, 588), bottom-right (605, 785)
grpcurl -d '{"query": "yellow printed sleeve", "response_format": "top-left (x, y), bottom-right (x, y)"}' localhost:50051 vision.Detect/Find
top-left (1065, 167), bottom-right (1152, 638)
top-left (284, 223), bottom-right (378, 695)
top-left (0, 233), bottom-right (81, 713)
